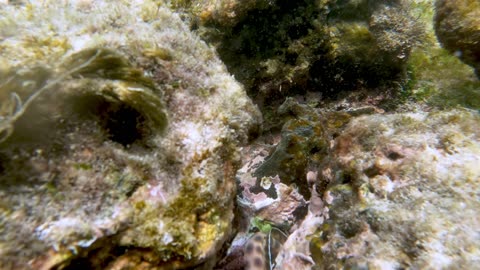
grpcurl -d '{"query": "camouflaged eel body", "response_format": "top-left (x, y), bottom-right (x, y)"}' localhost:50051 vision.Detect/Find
top-left (244, 232), bottom-right (284, 270)
top-left (244, 233), bottom-right (268, 270)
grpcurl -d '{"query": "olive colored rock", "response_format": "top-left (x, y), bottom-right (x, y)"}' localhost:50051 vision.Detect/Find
top-left (253, 98), bottom-right (329, 197)
top-left (434, 0), bottom-right (480, 78)
top-left (0, 1), bottom-right (261, 269)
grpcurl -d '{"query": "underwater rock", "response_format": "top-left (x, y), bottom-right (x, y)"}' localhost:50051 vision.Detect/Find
top-left (402, 0), bottom-right (480, 111)
top-left (230, 98), bottom-right (383, 269)
top-left (311, 109), bottom-right (480, 269)
top-left (0, 1), bottom-right (261, 269)
top-left (251, 98), bottom-right (329, 197)
top-left (176, 0), bottom-right (425, 114)
top-left (167, 0), bottom-right (271, 28)
top-left (434, 0), bottom-right (480, 78)
top-left (235, 98), bottom-right (378, 231)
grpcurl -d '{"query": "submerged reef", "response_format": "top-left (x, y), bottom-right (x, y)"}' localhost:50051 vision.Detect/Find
top-left (1, 0), bottom-right (480, 269)
top-left (0, 1), bottom-right (260, 269)
top-left (403, 0), bottom-right (480, 110)
top-left (231, 107), bottom-right (480, 269)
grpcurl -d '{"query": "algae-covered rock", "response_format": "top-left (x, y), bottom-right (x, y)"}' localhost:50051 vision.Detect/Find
top-left (311, 109), bottom-right (480, 269)
top-left (434, 0), bottom-right (480, 78)
top-left (176, 0), bottom-right (424, 113)
top-left (167, 0), bottom-right (272, 28)
top-left (252, 98), bottom-right (329, 196)
top-left (401, 0), bottom-right (480, 110)
top-left (0, 1), bottom-right (261, 269)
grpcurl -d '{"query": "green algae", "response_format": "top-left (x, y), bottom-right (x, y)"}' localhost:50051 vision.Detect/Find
top-left (62, 48), bottom-right (155, 88)
top-left (401, 0), bottom-right (480, 110)
top-left (407, 36), bottom-right (480, 110)
top-left (434, 0), bottom-right (480, 77)
top-left (181, 0), bottom-right (425, 114)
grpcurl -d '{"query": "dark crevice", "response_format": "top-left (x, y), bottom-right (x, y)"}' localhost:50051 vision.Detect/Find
top-left (364, 165), bottom-right (382, 178)
top-left (71, 94), bottom-right (149, 147)
top-left (340, 172), bottom-right (354, 184)
top-left (62, 245), bottom-right (130, 270)
top-left (101, 104), bottom-right (144, 146)
top-left (387, 151), bottom-right (404, 161)
top-left (216, 0), bottom-right (319, 87)
top-left (249, 181), bottom-right (278, 199)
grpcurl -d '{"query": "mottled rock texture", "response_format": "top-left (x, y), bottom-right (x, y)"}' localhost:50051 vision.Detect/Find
top-left (311, 109), bottom-right (480, 269)
top-left (0, 1), bottom-right (261, 269)
top-left (434, 0), bottom-right (480, 78)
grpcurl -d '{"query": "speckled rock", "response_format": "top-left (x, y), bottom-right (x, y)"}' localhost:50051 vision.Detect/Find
top-left (311, 109), bottom-right (480, 269)
top-left (0, 1), bottom-right (261, 269)
top-left (434, 0), bottom-right (480, 78)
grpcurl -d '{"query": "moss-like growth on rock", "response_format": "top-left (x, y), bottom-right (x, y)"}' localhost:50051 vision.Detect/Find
top-left (177, 1), bottom-right (423, 106)
top-left (434, 0), bottom-right (480, 78)
top-left (173, 0), bottom-right (425, 130)
top-left (404, 0), bottom-right (480, 110)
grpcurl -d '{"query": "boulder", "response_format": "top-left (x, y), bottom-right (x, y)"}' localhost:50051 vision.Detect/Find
top-left (434, 0), bottom-right (480, 78)
top-left (311, 109), bottom-right (480, 268)
top-left (0, 1), bottom-right (261, 269)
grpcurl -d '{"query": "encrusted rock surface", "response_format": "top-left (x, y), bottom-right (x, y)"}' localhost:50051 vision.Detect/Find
top-left (0, 1), bottom-right (260, 269)
top-left (230, 103), bottom-right (480, 269)
top-left (311, 109), bottom-right (480, 269)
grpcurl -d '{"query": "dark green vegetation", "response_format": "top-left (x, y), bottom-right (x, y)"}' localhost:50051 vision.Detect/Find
top-left (434, 0), bottom-right (480, 78)
top-left (198, 0), bottom-right (424, 106)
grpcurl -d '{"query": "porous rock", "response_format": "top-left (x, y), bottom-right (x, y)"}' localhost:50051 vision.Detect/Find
top-left (0, 1), bottom-right (261, 269)
top-left (311, 109), bottom-right (480, 269)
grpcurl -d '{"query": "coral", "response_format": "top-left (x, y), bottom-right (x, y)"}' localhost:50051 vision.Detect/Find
top-left (0, 1), bottom-right (261, 269)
